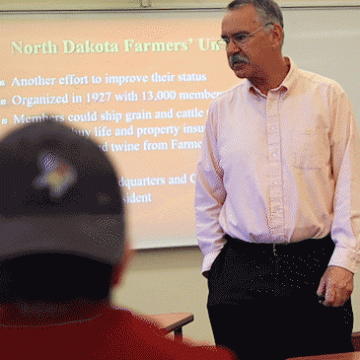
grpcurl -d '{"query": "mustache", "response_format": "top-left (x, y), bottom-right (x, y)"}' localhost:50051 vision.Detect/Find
top-left (229, 54), bottom-right (249, 67)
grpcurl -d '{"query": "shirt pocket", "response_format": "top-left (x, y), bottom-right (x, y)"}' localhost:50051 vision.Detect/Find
top-left (292, 128), bottom-right (329, 169)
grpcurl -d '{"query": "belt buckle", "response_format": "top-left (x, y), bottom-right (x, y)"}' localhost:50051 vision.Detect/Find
top-left (273, 244), bottom-right (277, 256)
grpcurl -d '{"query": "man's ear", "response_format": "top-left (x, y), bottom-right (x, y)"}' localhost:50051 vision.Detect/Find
top-left (110, 238), bottom-right (134, 288)
top-left (270, 23), bottom-right (284, 49)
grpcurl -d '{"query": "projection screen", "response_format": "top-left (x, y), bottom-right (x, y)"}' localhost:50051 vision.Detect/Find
top-left (1, 7), bottom-right (359, 249)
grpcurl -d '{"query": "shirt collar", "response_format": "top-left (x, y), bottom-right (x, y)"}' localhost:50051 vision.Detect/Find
top-left (280, 57), bottom-right (298, 93)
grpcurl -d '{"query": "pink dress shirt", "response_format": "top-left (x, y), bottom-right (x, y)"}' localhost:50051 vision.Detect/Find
top-left (195, 58), bottom-right (360, 274)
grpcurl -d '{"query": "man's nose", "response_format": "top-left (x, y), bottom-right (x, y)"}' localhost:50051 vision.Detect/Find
top-left (226, 39), bottom-right (241, 55)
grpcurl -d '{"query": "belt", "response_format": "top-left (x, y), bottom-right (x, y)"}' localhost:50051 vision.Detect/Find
top-left (224, 233), bottom-right (333, 256)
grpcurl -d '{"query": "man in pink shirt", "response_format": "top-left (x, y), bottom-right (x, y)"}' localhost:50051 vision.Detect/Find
top-left (0, 120), bottom-right (235, 360)
top-left (195, 0), bottom-right (360, 359)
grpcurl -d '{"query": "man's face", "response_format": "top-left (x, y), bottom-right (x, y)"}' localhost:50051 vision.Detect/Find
top-left (221, 5), bottom-right (273, 82)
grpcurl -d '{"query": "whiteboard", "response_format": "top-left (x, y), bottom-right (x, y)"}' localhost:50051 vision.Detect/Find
top-left (281, 6), bottom-right (360, 122)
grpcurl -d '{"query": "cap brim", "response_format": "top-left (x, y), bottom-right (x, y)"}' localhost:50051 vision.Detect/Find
top-left (0, 214), bottom-right (125, 265)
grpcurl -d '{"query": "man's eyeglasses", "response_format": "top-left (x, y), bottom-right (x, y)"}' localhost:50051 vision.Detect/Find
top-left (220, 22), bottom-right (273, 48)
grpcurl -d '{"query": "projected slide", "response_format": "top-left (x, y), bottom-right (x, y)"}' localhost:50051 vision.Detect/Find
top-left (0, 11), bottom-right (238, 248)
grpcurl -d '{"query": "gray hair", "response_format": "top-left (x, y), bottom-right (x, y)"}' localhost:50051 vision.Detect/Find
top-left (227, 0), bottom-right (284, 43)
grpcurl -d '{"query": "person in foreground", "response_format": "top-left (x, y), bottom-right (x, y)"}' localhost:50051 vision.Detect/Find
top-left (195, 0), bottom-right (360, 359)
top-left (0, 120), bottom-right (235, 359)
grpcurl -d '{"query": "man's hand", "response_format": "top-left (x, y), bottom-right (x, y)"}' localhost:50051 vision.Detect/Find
top-left (317, 266), bottom-right (354, 307)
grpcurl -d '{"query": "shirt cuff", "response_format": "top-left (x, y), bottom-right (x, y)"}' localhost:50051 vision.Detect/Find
top-left (201, 249), bottom-right (223, 274)
top-left (328, 245), bottom-right (360, 274)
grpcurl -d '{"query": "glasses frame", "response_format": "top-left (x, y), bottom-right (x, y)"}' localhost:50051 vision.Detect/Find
top-left (220, 22), bottom-right (274, 49)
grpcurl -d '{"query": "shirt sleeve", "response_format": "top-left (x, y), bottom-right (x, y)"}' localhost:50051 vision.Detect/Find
top-left (195, 101), bottom-right (227, 274)
top-left (329, 90), bottom-right (360, 273)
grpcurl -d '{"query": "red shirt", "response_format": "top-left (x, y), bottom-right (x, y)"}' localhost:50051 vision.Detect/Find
top-left (0, 305), bottom-right (234, 359)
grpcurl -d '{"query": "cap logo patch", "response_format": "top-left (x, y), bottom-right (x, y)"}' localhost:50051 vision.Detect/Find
top-left (33, 151), bottom-right (77, 198)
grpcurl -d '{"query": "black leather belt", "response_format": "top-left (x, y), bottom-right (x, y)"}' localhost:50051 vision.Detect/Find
top-left (224, 233), bottom-right (333, 256)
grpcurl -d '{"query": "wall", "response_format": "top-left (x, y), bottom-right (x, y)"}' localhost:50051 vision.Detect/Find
top-left (1, 0), bottom-right (360, 343)
top-left (111, 247), bottom-right (214, 342)
top-left (1, 0), bottom-right (359, 10)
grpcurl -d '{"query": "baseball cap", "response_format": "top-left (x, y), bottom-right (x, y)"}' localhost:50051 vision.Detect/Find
top-left (0, 119), bottom-right (125, 265)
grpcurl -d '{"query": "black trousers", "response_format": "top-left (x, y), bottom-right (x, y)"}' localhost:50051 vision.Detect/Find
top-left (207, 235), bottom-right (354, 360)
